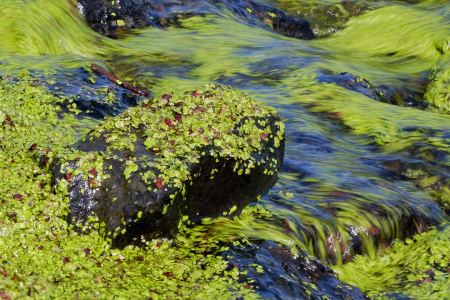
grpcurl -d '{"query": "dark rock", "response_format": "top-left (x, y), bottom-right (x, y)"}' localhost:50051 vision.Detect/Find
top-left (44, 67), bottom-right (151, 119)
top-left (77, 0), bottom-right (314, 39)
top-left (223, 240), bottom-right (370, 300)
top-left (220, 0), bottom-right (315, 40)
top-left (317, 72), bottom-right (427, 108)
top-left (51, 84), bottom-right (285, 248)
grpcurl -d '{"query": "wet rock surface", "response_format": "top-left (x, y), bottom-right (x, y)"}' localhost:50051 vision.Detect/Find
top-left (317, 72), bottom-right (427, 108)
top-left (51, 84), bottom-right (285, 248)
top-left (44, 67), bottom-right (151, 119)
top-left (77, 0), bottom-right (314, 39)
top-left (224, 240), bottom-right (370, 299)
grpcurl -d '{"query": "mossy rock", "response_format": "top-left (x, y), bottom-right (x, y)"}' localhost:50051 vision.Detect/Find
top-left (52, 83), bottom-right (285, 248)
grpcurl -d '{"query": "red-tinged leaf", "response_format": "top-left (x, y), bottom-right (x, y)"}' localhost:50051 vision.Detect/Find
top-left (0, 292), bottom-right (10, 300)
top-left (150, 148), bottom-right (161, 153)
top-left (155, 178), bottom-right (165, 189)
top-left (233, 263), bottom-right (239, 268)
top-left (0, 220), bottom-right (4, 225)
top-left (44, 158), bottom-right (49, 164)
top-left (62, 257), bottom-right (70, 264)
top-left (168, 140), bottom-right (175, 145)
top-left (45, 215), bottom-right (50, 222)
top-left (372, 225), bottom-right (380, 235)
top-left (156, 242), bottom-right (162, 248)
top-left (13, 194), bottom-right (23, 201)
top-left (64, 174), bottom-right (74, 181)
top-left (114, 274), bottom-right (120, 278)
top-left (75, 157), bottom-right (82, 161)
top-left (174, 114), bottom-right (182, 122)
top-left (89, 178), bottom-right (99, 188)
top-left (30, 143), bottom-right (37, 150)
top-left (95, 278), bottom-right (100, 284)
top-left (245, 285), bottom-right (251, 289)
top-left (142, 104), bottom-right (149, 109)
top-left (192, 91), bottom-right (201, 97)
top-left (83, 248), bottom-right (91, 255)
top-left (260, 133), bottom-right (268, 140)
top-left (174, 102), bottom-right (184, 107)
top-left (165, 119), bottom-right (173, 127)
top-left (195, 106), bottom-right (204, 113)
top-left (89, 167), bottom-right (97, 177)
top-left (162, 94), bottom-right (172, 101)
top-left (204, 138), bottom-right (211, 143)
top-left (214, 131), bottom-right (220, 138)
top-left (25, 192), bottom-right (30, 196)
top-left (1, 266), bottom-right (8, 276)
top-left (163, 272), bottom-right (173, 277)
top-left (38, 246), bottom-right (43, 250)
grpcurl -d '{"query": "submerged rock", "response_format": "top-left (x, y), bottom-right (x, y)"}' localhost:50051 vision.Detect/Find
top-left (382, 158), bottom-right (450, 215)
top-left (77, 0), bottom-right (314, 39)
top-left (52, 84), bottom-right (285, 248)
top-left (317, 72), bottom-right (427, 108)
top-left (224, 241), bottom-right (370, 299)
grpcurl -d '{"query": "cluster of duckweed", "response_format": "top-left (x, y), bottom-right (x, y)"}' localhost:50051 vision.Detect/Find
top-left (86, 83), bottom-right (283, 189)
top-left (0, 73), bottom-right (260, 299)
top-left (333, 224), bottom-right (450, 299)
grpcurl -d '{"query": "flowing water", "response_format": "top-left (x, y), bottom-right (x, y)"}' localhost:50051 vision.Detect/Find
top-left (1, 0), bottom-right (450, 299)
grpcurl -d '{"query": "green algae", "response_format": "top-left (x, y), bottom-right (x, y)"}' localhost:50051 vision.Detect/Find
top-left (0, 74), bottom-right (259, 299)
top-left (2, 0), bottom-right (450, 298)
top-left (332, 224), bottom-right (450, 299)
top-left (424, 60), bottom-right (450, 113)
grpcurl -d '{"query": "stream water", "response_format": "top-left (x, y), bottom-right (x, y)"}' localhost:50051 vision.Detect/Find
top-left (1, 0), bottom-right (450, 299)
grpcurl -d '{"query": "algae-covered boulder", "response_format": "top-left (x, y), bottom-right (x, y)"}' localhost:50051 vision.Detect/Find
top-left (52, 84), bottom-right (285, 248)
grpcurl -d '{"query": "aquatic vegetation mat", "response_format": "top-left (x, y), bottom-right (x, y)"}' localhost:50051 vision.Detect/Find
top-left (333, 224), bottom-right (450, 299)
top-left (0, 75), bottom-right (258, 299)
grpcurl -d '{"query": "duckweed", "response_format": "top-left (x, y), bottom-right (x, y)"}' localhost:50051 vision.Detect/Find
top-left (82, 83), bottom-right (282, 188)
top-left (0, 74), bottom-right (260, 299)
